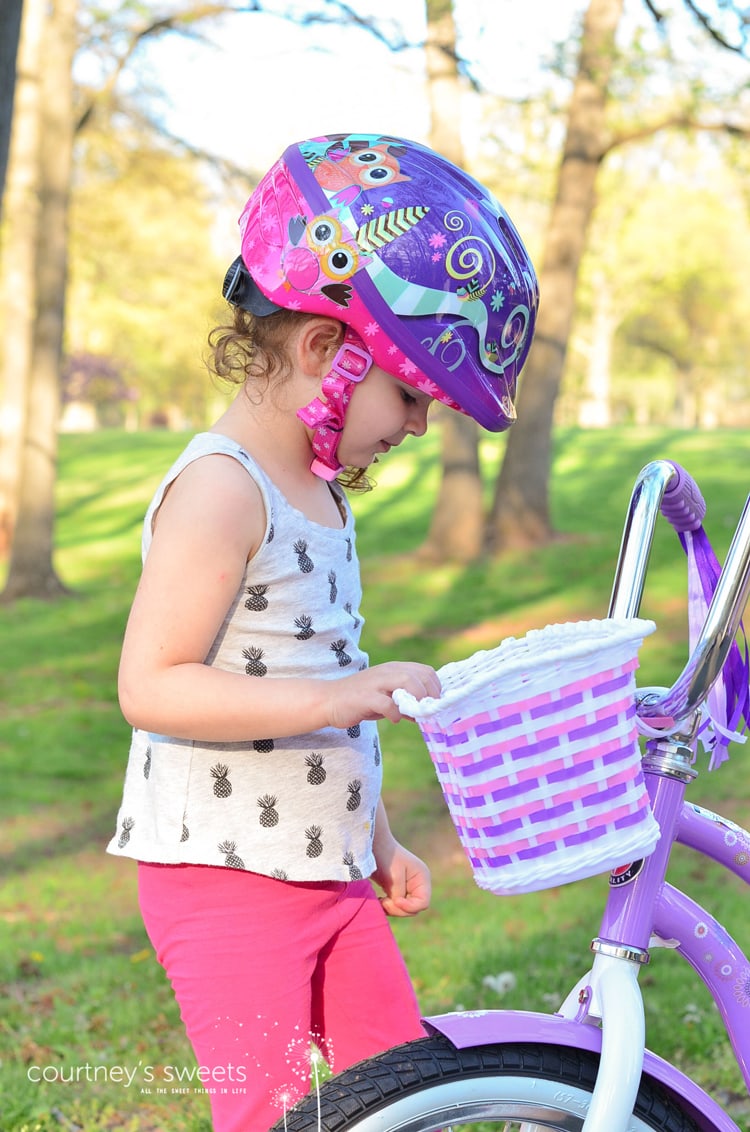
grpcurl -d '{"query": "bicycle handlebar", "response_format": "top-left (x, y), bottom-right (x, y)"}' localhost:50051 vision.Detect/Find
top-left (659, 460), bottom-right (706, 533)
top-left (608, 460), bottom-right (688, 621)
top-left (608, 460), bottom-right (750, 731)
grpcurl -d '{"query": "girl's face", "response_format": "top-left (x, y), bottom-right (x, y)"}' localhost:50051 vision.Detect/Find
top-left (335, 366), bottom-right (433, 469)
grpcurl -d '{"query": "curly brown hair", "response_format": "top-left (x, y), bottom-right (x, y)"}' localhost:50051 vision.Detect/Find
top-left (207, 306), bottom-right (372, 491)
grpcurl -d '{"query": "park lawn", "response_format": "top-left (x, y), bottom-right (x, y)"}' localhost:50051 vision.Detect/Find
top-left (0, 426), bottom-right (748, 1130)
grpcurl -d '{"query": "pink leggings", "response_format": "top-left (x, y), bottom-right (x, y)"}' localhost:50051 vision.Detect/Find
top-left (138, 863), bottom-right (425, 1132)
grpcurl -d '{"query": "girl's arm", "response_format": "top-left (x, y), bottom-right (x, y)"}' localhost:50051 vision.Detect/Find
top-left (118, 455), bottom-right (439, 742)
top-left (372, 798), bottom-right (431, 917)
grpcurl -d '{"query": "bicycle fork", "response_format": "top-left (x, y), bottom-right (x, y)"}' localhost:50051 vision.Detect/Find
top-left (556, 732), bottom-right (697, 1132)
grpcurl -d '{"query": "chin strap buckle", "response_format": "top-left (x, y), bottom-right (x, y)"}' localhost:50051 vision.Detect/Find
top-left (297, 328), bottom-right (373, 479)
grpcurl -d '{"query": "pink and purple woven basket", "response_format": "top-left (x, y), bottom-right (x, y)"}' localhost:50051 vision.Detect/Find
top-left (393, 619), bottom-right (660, 895)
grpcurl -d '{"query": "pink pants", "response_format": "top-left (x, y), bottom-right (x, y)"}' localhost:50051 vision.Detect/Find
top-left (138, 863), bottom-right (425, 1132)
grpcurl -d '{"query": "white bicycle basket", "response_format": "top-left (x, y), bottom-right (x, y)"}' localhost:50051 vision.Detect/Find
top-left (393, 618), bottom-right (660, 895)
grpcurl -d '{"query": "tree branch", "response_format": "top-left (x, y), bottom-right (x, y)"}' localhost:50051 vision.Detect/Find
top-left (128, 104), bottom-right (257, 185)
top-left (76, 3), bottom-right (257, 132)
top-left (299, 0), bottom-right (482, 90)
top-left (681, 0), bottom-right (748, 57)
top-left (625, 327), bottom-right (688, 367)
top-left (75, 0), bottom-right (483, 136)
top-left (642, 0), bottom-right (666, 29)
top-left (298, 0), bottom-right (411, 51)
top-left (605, 112), bottom-right (750, 155)
top-left (643, 0), bottom-right (750, 59)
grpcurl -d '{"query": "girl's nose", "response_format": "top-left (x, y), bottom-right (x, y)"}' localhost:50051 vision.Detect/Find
top-left (407, 401), bottom-right (430, 437)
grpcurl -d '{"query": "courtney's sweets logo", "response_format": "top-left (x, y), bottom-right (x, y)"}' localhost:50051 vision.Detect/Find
top-left (27, 1062), bottom-right (248, 1092)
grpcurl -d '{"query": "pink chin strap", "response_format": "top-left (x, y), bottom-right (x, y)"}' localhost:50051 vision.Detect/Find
top-left (297, 327), bottom-right (374, 480)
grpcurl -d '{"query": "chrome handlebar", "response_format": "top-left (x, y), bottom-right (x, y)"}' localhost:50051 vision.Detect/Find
top-left (607, 460), bottom-right (750, 729)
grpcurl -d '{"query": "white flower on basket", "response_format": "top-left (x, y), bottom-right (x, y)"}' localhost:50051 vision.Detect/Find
top-left (482, 971), bottom-right (517, 996)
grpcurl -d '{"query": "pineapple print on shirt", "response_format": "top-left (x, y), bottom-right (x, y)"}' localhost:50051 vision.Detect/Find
top-left (211, 763), bottom-right (232, 798)
top-left (330, 640), bottom-right (352, 667)
top-left (344, 602), bottom-right (361, 630)
top-left (343, 852), bottom-right (363, 880)
top-left (294, 539), bottom-right (314, 573)
top-left (257, 794), bottom-right (279, 827)
top-left (219, 840), bottom-right (245, 868)
top-left (245, 585), bottom-right (269, 611)
top-left (294, 615), bottom-right (315, 640)
top-left (118, 817), bottom-right (134, 848)
top-left (243, 647), bottom-right (267, 676)
top-left (306, 753), bottom-right (326, 785)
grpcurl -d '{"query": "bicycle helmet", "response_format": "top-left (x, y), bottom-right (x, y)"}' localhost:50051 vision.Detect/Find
top-left (223, 133), bottom-right (538, 478)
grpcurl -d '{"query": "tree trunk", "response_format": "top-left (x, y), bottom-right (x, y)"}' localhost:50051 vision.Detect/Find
top-left (579, 269), bottom-right (614, 427)
top-left (487, 0), bottom-right (624, 552)
top-left (0, 0), bottom-right (24, 220)
top-left (0, 0), bottom-right (46, 562)
top-left (419, 406), bottom-right (483, 562)
top-left (1, 0), bottom-right (77, 601)
top-left (420, 0), bottom-right (484, 563)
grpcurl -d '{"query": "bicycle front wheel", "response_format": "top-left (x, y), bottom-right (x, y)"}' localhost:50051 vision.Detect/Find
top-left (274, 1035), bottom-right (702, 1132)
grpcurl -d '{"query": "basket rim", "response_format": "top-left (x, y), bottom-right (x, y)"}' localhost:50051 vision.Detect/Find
top-left (393, 617), bottom-right (656, 721)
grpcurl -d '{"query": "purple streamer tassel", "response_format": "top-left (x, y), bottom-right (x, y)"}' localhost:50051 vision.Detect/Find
top-left (681, 527), bottom-right (750, 769)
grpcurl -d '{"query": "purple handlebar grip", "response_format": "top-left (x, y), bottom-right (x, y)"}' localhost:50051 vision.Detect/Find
top-left (660, 461), bottom-right (706, 532)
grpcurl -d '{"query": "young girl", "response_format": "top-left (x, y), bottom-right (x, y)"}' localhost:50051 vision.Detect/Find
top-left (108, 132), bottom-right (538, 1131)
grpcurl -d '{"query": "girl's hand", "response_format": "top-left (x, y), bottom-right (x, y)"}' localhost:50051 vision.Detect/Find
top-left (373, 839), bottom-right (432, 917)
top-left (326, 662), bottom-right (440, 730)
top-left (372, 799), bottom-right (431, 917)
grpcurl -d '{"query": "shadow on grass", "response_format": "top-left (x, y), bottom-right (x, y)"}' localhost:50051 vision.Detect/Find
top-left (0, 801), bottom-right (117, 880)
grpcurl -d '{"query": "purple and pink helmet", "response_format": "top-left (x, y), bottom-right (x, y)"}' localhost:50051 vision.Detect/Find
top-left (223, 133), bottom-right (539, 477)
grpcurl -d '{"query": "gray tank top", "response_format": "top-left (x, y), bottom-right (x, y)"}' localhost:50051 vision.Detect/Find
top-left (107, 433), bottom-right (382, 881)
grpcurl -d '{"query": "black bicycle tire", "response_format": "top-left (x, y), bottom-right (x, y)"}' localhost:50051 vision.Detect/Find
top-left (271, 1034), bottom-right (703, 1132)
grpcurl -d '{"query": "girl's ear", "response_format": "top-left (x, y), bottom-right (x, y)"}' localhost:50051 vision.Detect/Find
top-left (296, 318), bottom-right (344, 380)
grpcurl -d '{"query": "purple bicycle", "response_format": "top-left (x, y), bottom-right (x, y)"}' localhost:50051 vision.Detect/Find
top-left (277, 458), bottom-right (750, 1132)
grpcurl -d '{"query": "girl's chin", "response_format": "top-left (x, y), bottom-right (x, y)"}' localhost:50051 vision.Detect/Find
top-left (340, 450), bottom-right (379, 468)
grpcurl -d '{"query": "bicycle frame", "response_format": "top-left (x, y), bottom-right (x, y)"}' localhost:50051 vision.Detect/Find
top-left (425, 462), bottom-right (750, 1132)
top-left (664, 802), bottom-right (750, 1087)
top-left (425, 794), bottom-right (750, 1132)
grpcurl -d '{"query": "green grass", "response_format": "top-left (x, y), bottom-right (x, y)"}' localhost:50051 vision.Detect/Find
top-left (1, 426), bottom-right (749, 1129)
